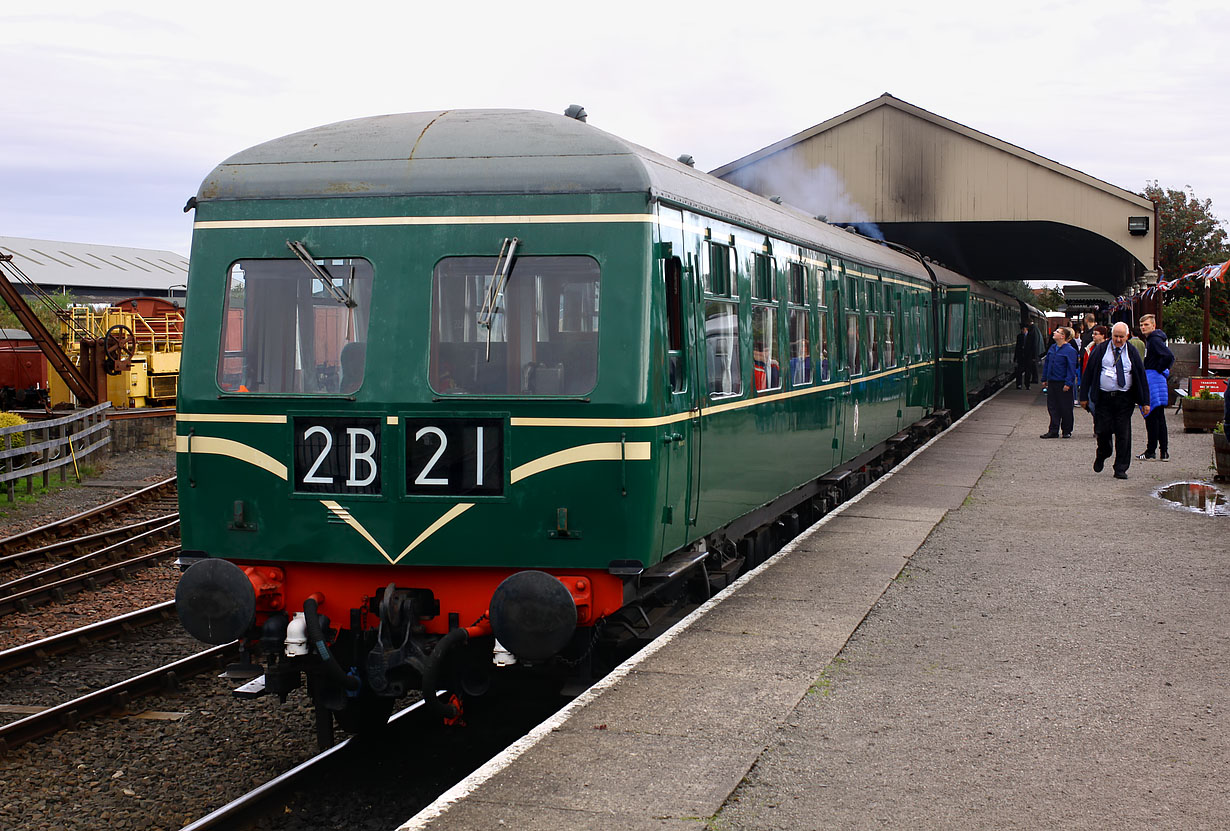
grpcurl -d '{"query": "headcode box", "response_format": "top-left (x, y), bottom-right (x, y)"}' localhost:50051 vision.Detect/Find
top-left (1190, 377), bottom-right (1227, 396)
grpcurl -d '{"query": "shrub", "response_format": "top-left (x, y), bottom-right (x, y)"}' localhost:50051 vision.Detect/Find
top-left (0, 412), bottom-right (28, 448)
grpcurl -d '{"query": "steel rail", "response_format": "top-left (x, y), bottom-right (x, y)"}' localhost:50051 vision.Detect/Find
top-left (0, 513), bottom-right (180, 573)
top-left (0, 641), bottom-right (236, 755)
top-left (0, 543), bottom-right (181, 617)
top-left (0, 476), bottom-right (176, 557)
top-left (0, 519), bottom-right (180, 601)
top-left (0, 600), bottom-right (176, 674)
top-left (177, 696), bottom-right (439, 831)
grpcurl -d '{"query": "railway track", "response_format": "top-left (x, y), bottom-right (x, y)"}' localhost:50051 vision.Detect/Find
top-left (0, 639), bottom-right (235, 755)
top-left (0, 476), bottom-right (176, 558)
top-left (0, 539), bottom-right (180, 617)
top-left (179, 697), bottom-right (440, 831)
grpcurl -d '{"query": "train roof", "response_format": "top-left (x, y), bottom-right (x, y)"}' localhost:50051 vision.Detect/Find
top-left (197, 109), bottom-right (945, 277)
top-left (196, 108), bottom-right (1020, 310)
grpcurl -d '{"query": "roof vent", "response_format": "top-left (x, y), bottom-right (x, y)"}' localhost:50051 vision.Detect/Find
top-left (564, 104), bottom-right (587, 122)
top-left (770, 196), bottom-right (783, 204)
top-left (815, 214), bottom-right (828, 223)
top-left (677, 154), bottom-right (695, 167)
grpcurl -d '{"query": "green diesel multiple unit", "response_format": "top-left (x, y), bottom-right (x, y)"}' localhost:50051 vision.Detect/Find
top-left (174, 109), bottom-right (1024, 739)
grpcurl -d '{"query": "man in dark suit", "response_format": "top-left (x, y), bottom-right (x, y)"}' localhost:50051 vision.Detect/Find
top-left (1014, 324), bottom-right (1033, 389)
top-left (1079, 322), bottom-right (1150, 479)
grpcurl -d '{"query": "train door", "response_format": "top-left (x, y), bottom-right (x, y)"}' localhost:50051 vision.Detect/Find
top-left (818, 260), bottom-right (843, 470)
top-left (656, 215), bottom-right (699, 555)
top-left (942, 289), bottom-right (969, 412)
top-left (840, 268), bottom-right (866, 461)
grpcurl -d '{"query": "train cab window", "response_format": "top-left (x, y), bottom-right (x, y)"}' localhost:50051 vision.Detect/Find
top-left (218, 257), bottom-right (374, 395)
top-left (704, 300), bottom-right (741, 398)
top-left (429, 256), bottom-right (600, 396)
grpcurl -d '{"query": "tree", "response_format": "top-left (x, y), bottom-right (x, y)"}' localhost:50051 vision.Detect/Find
top-left (0, 290), bottom-right (77, 337)
top-left (1161, 297), bottom-right (1230, 346)
top-left (1032, 285), bottom-right (1066, 312)
top-left (985, 280), bottom-right (1034, 304)
top-left (1142, 182), bottom-right (1229, 342)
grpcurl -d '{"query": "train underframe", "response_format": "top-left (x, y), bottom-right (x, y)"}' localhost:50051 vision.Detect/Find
top-left (178, 406), bottom-right (961, 749)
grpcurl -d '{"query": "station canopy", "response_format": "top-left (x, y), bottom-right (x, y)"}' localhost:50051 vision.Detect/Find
top-left (711, 95), bottom-right (1156, 297)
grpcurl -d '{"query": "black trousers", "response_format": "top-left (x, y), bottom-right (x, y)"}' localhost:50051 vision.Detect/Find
top-left (1015, 360), bottom-right (1034, 388)
top-left (1046, 383), bottom-right (1074, 435)
top-left (1144, 406), bottom-right (1168, 455)
top-left (1094, 392), bottom-right (1137, 474)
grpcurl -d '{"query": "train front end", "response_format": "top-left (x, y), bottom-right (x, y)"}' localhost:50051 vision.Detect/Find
top-left (173, 110), bottom-right (663, 737)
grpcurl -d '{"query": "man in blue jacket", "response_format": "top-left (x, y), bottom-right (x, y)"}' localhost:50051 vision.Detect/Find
top-left (1040, 327), bottom-right (1081, 438)
top-left (1137, 314), bottom-right (1175, 460)
top-left (1079, 322), bottom-right (1151, 479)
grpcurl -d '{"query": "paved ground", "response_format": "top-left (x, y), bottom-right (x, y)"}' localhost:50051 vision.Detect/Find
top-left (402, 389), bottom-right (1228, 830)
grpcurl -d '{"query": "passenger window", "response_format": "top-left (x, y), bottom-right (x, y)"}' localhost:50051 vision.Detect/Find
top-left (788, 309), bottom-right (811, 385)
top-left (752, 305), bottom-right (780, 392)
top-left (705, 300), bottom-right (741, 397)
top-left (868, 316), bottom-right (881, 372)
top-left (845, 312), bottom-right (862, 375)
top-left (945, 304), bottom-right (965, 353)
top-left (429, 255), bottom-right (600, 396)
top-left (817, 311), bottom-right (830, 381)
top-left (788, 263), bottom-right (805, 305)
top-left (707, 242), bottom-right (736, 297)
top-left (884, 315), bottom-right (896, 368)
top-left (753, 254), bottom-right (775, 301)
top-left (218, 257), bottom-right (374, 395)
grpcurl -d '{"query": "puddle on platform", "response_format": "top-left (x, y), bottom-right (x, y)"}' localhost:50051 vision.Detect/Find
top-left (1155, 482), bottom-right (1228, 516)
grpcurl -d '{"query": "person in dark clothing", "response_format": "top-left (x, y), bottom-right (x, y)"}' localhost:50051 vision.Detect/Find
top-left (1014, 325), bottom-right (1034, 389)
top-left (1079, 313), bottom-right (1097, 350)
top-left (1137, 314), bottom-right (1175, 460)
top-left (1026, 325), bottom-right (1045, 386)
top-left (1040, 327), bottom-right (1081, 438)
top-left (1079, 322), bottom-right (1150, 479)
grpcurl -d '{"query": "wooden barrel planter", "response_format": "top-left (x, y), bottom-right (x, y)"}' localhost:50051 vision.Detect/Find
top-left (1182, 397), bottom-right (1225, 432)
top-left (1215, 431), bottom-right (1230, 482)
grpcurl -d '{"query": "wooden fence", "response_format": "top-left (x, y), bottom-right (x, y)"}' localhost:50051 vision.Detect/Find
top-left (0, 402), bottom-right (112, 501)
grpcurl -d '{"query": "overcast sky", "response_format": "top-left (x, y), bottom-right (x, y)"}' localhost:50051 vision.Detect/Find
top-left (4, 0), bottom-right (1228, 271)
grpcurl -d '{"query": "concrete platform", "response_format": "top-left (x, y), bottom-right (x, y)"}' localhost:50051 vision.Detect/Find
top-left (400, 388), bottom-right (1228, 830)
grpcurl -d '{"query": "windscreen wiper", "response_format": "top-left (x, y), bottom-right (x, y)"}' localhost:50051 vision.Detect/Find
top-left (287, 240), bottom-right (357, 308)
top-left (477, 237), bottom-right (518, 360)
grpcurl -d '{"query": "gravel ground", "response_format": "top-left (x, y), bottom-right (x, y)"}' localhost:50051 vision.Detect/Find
top-left (715, 394), bottom-right (1229, 830)
top-left (0, 448), bottom-right (324, 831)
top-left (0, 449), bottom-right (179, 650)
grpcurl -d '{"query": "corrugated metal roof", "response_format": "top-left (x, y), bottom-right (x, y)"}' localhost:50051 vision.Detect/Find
top-left (0, 236), bottom-right (189, 293)
top-left (710, 94), bottom-right (1153, 209)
